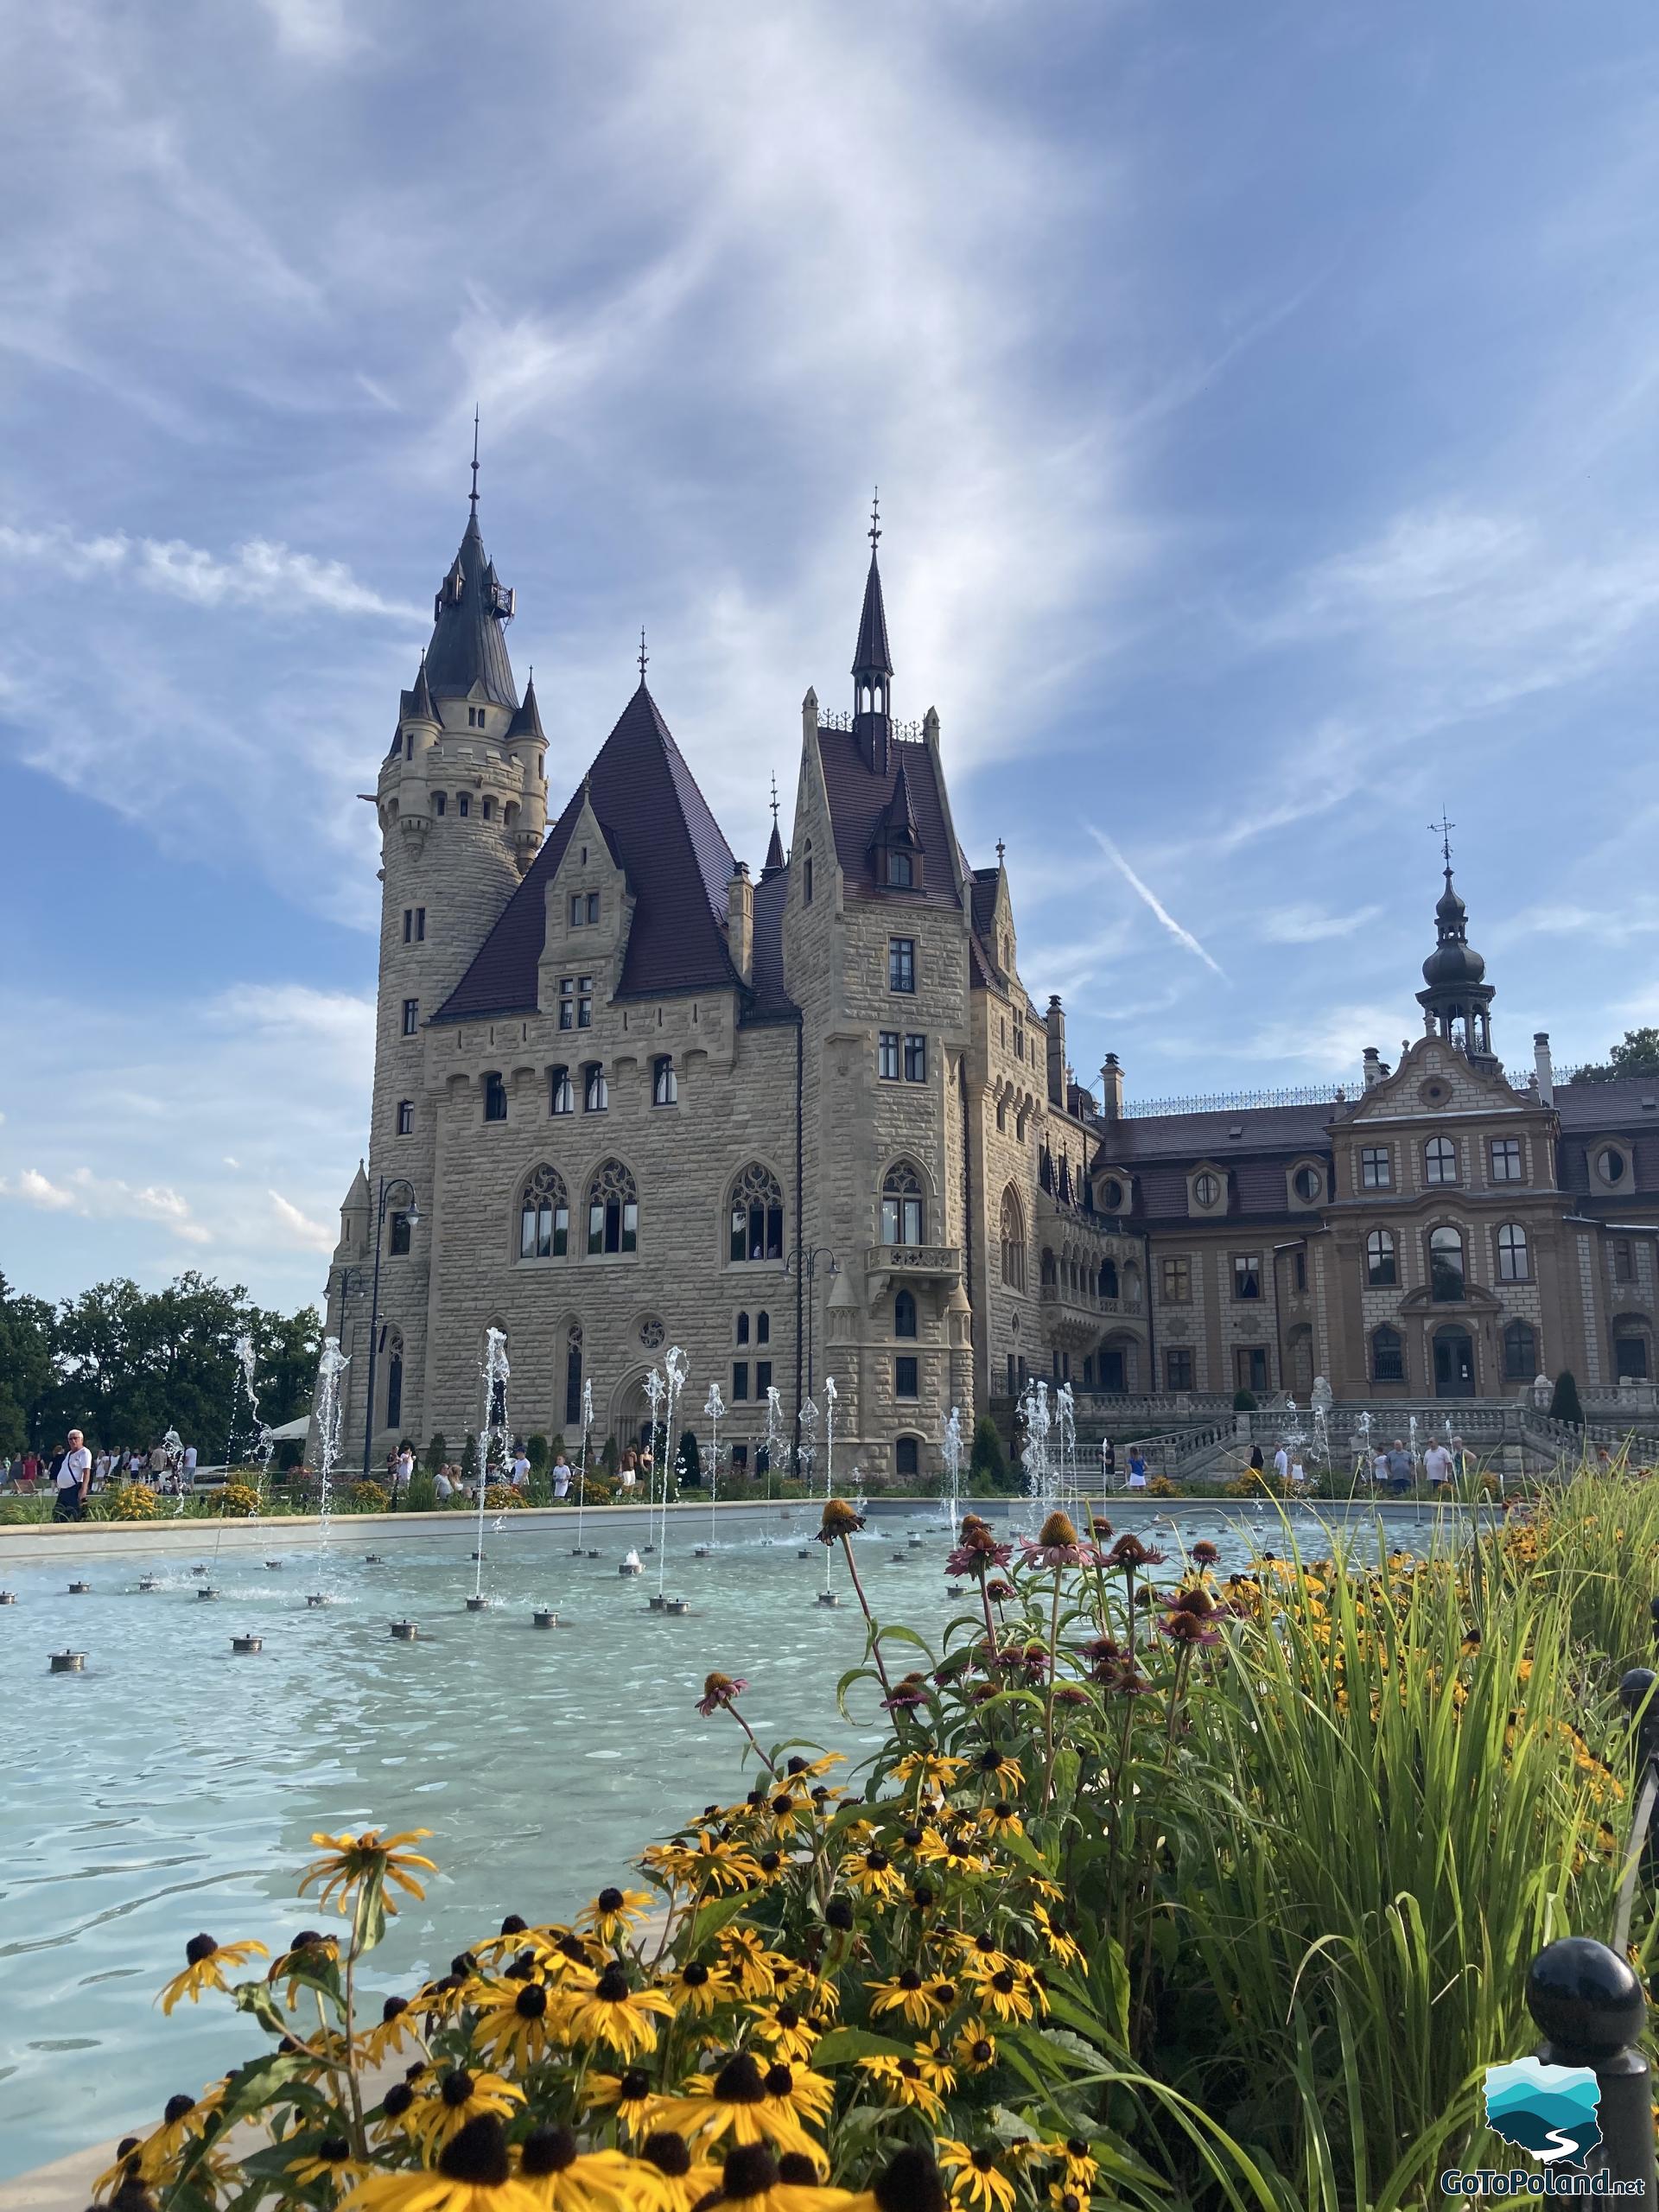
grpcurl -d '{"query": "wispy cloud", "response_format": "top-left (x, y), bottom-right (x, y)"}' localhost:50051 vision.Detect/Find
top-left (269, 1190), bottom-right (335, 1252)
top-left (0, 524), bottom-right (421, 620)
top-left (0, 1165), bottom-right (209, 1242)
top-left (1084, 823), bottom-right (1227, 980)
top-left (1259, 901), bottom-right (1384, 944)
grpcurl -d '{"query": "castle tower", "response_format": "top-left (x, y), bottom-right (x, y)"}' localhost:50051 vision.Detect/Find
top-left (328, 454), bottom-right (548, 1461)
top-left (1415, 822), bottom-right (1497, 1071)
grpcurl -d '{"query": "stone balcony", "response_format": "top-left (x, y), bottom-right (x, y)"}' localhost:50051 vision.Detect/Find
top-left (1039, 1279), bottom-right (1144, 1350)
top-left (863, 1243), bottom-right (963, 1287)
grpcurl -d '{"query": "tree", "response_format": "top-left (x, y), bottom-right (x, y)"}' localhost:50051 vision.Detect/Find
top-left (677, 1427), bottom-right (702, 1486)
top-left (1550, 1370), bottom-right (1585, 1427)
top-left (526, 1434), bottom-right (550, 1477)
top-left (1233, 1388), bottom-right (1258, 1412)
top-left (0, 1274), bottom-right (53, 1454)
top-left (1573, 1028), bottom-right (1659, 1084)
top-left (969, 1413), bottom-right (1013, 1492)
top-left (423, 1433), bottom-right (448, 1474)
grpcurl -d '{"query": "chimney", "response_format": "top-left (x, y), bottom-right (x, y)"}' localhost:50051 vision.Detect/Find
top-left (1363, 1046), bottom-right (1382, 1090)
top-left (726, 861), bottom-right (753, 986)
top-left (1099, 1052), bottom-right (1125, 1122)
top-left (1534, 1031), bottom-right (1554, 1107)
top-left (1045, 995), bottom-right (1066, 1108)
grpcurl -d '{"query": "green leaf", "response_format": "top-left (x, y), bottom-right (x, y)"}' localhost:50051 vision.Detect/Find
top-left (810, 2025), bottom-right (923, 2067)
top-left (231, 1980), bottom-right (290, 2037)
top-left (685, 1891), bottom-right (753, 1953)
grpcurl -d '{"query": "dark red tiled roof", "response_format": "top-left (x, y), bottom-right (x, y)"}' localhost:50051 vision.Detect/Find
top-left (815, 728), bottom-right (960, 910)
top-left (434, 684), bottom-right (739, 1021)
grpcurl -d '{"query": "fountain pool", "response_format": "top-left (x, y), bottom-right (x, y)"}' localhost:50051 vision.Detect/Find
top-left (0, 1496), bottom-right (1459, 2175)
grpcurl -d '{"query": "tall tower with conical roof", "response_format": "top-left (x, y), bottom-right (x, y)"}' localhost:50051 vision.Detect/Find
top-left (327, 449), bottom-right (550, 1459)
top-left (852, 490), bottom-right (894, 775)
top-left (1415, 818), bottom-right (1497, 1070)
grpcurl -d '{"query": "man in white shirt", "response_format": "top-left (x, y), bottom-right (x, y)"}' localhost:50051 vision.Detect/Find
top-left (183, 1443), bottom-right (198, 1481)
top-left (434, 1466), bottom-right (454, 1501)
top-left (1273, 1442), bottom-right (1290, 1484)
top-left (510, 1447), bottom-right (531, 1490)
top-left (1423, 1438), bottom-right (1454, 1488)
top-left (54, 1430), bottom-right (92, 1521)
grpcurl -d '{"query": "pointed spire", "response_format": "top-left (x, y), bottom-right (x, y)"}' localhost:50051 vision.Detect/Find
top-left (761, 770), bottom-right (785, 880)
top-left (870, 756), bottom-right (920, 849)
top-left (423, 444), bottom-right (518, 708)
top-left (506, 668), bottom-right (544, 742)
top-left (852, 493), bottom-right (893, 682)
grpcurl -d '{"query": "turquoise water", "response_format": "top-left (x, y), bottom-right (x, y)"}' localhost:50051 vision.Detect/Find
top-left (0, 1498), bottom-right (1452, 2177)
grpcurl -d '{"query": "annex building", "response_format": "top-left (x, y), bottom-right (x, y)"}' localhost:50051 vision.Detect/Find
top-left (325, 485), bottom-right (1659, 1472)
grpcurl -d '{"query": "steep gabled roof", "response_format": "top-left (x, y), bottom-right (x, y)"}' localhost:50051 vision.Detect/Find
top-left (424, 511), bottom-right (518, 709)
top-left (505, 671), bottom-right (544, 742)
top-left (434, 683), bottom-right (740, 1020)
top-left (814, 729), bottom-right (961, 910)
top-left (762, 819), bottom-right (786, 880)
top-left (746, 861), bottom-right (799, 1026)
top-left (868, 757), bottom-right (921, 849)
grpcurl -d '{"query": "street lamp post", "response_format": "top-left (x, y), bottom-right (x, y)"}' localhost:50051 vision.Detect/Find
top-left (781, 1245), bottom-right (839, 1449)
top-left (359, 1176), bottom-right (420, 1484)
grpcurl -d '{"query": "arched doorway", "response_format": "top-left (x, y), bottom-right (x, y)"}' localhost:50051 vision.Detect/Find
top-left (1433, 1325), bottom-right (1476, 1399)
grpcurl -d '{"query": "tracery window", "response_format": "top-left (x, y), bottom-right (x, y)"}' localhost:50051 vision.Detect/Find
top-left (728, 1164), bottom-right (785, 1263)
top-left (880, 1161), bottom-right (925, 1247)
top-left (999, 1187), bottom-right (1025, 1289)
top-left (588, 1160), bottom-right (638, 1255)
top-left (518, 1166), bottom-right (569, 1260)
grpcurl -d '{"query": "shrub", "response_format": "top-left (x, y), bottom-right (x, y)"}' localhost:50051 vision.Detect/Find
top-left (349, 1480), bottom-right (388, 1513)
top-left (276, 1439), bottom-right (303, 1471)
top-left (1550, 1368), bottom-right (1585, 1426)
top-left (220, 1480), bottom-right (262, 1518)
top-left (525, 1433), bottom-right (550, 1477)
top-left (1233, 1386), bottom-right (1258, 1410)
top-left (462, 1432), bottom-right (480, 1484)
top-left (96, 1483), bottom-right (160, 1521)
top-left (601, 1433), bottom-right (619, 1477)
top-left (677, 1426), bottom-right (702, 1485)
top-left (1146, 1471), bottom-right (1179, 1496)
top-left (482, 1482), bottom-right (523, 1510)
top-left (968, 1410), bottom-right (1011, 1491)
top-left (423, 1432), bottom-right (448, 1475)
top-left (405, 1472), bottom-right (436, 1513)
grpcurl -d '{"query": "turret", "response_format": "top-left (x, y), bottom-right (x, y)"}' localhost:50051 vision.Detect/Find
top-left (1415, 822), bottom-right (1497, 1070)
top-left (851, 492), bottom-right (893, 777)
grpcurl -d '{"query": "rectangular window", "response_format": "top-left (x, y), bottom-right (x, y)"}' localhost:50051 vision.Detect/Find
top-left (483, 1071), bottom-right (507, 1122)
top-left (458, 793), bottom-right (470, 817)
top-left (904, 1033), bottom-right (927, 1083)
top-left (550, 1066), bottom-right (573, 1115)
top-left (1234, 1346), bottom-right (1268, 1393)
top-left (888, 938), bottom-right (916, 994)
top-left (1614, 1238), bottom-right (1636, 1285)
top-left (401, 998), bottom-right (419, 1036)
top-left (1013, 1019), bottom-right (1024, 1061)
top-left (731, 1363), bottom-right (750, 1402)
top-left (569, 893), bottom-right (584, 926)
top-left (1233, 1253), bottom-right (1262, 1300)
top-left (736, 1312), bottom-right (750, 1346)
top-left (878, 1031), bottom-right (900, 1081)
top-left (1165, 1347), bottom-right (1194, 1391)
top-left (1160, 1256), bottom-right (1191, 1305)
top-left (1490, 1137), bottom-right (1522, 1182)
top-left (652, 1056), bottom-right (677, 1106)
top-left (586, 892), bottom-right (600, 925)
top-left (754, 1360), bottom-right (772, 1395)
top-left (397, 1099), bottom-right (414, 1135)
top-left (1359, 1146), bottom-right (1392, 1190)
top-left (558, 978), bottom-right (574, 1031)
top-left (434, 792), bottom-right (447, 817)
top-left (388, 1211), bottom-right (411, 1255)
top-left (577, 976), bottom-right (593, 1028)
top-left (1293, 1249), bottom-right (1307, 1294)
top-left (895, 1355), bottom-right (918, 1399)
top-left (404, 908), bottom-right (413, 944)
top-left (583, 1065), bottom-right (608, 1112)
top-left (1372, 1331), bottom-right (1405, 1383)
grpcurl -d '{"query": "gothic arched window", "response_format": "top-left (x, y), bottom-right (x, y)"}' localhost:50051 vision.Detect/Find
top-left (1429, 1225), bottom-right (1465, 1302)
top-left (518, 1166), bottom-right (569, 1259)
top-left (728, 1164), bottom-right (785, 1263)
top-left (894, 1288), bottom-right (918, 1339)
top-left (1100, 1258), bottom-right (1118, 1299)
top-left (999, 1187), bottom-right (1025, 1289)
top-left (880, 1162), bottom-right (925, 1247)
top-left (1366, 1229), bottom-right (1396, 1287)
top-left (588, 1160), bottom-right (638, 1255)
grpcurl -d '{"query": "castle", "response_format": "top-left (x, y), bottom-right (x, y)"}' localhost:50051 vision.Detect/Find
top-left (325, 482), bottom-right (1659, 1470)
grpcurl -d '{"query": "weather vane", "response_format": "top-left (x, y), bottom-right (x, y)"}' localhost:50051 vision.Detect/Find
top-left (769, 771), bottom-right (779, 828)
top-left (1429, 810), bottom-right (1455, 869)
top-left (868, 486), bottom-right (880, 552)
top-left (469, 406), bottom-right (480, 511)
top-left (638, 627), bottom-right (648, 682)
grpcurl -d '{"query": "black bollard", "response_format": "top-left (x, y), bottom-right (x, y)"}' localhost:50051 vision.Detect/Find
top-left (1649, 1594), bottom-right (1659, 1651)
top-left (1526, 1936), bottom-right (1655, 2202)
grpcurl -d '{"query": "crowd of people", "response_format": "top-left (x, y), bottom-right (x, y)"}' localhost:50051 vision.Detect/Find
top-left (1, 1437), bottom-right (202, 1517)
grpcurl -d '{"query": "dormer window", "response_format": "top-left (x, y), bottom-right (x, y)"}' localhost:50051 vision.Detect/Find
top-left (888, 849), bottom-right (913, 889)
top-left (1193, 1171), bottom-right (1222, 1209)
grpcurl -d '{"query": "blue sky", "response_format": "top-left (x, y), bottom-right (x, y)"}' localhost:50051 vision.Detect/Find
top-left (3, 0), bottom-right (1659, 1313)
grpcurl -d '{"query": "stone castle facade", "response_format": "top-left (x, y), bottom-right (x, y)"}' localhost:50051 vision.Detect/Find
top-left (324, 489), bottom-right (1659, 1470)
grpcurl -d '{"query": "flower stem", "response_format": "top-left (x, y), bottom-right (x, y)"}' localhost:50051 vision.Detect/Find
top-left (840, 1534), bottom-right (898, 1700)
top-left (1040, 1567), bottom-right (1064, 1806)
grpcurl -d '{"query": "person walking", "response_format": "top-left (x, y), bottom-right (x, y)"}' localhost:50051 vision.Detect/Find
top-left (619, 1447), bottom-right (639, 1491)
top-left (148, 1441), bottom-right (168, 1489)
top-left (509, 1445), bottom-right (531, 1491)
top-left (1272, 1440), bottom-right (1290, 1484)
top-left (1248, 1443), bottom-right (1265, 1474)
top-left (182, 1442), bottom-right (198, 1484)
top-left (54, 1430), bottom-right (92, 1522)
top-left (1126, 1446), bottom-right (1148, 1490)
top-left (551, 1452), bottom-right (572, 1500)
top-left (1385, 1439), bottom-right (1414, 1494)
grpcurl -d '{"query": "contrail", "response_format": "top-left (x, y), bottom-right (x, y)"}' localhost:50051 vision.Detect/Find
top-left (1085, 824), bottom-right (1227, 981)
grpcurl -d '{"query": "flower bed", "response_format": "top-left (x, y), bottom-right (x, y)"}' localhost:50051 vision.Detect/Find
top-left (96, 1481), bottom-right (1651, 2210)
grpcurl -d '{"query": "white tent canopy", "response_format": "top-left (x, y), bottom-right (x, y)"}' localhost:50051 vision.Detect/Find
top-left (264, 1414), bottom-right (310, 1442)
